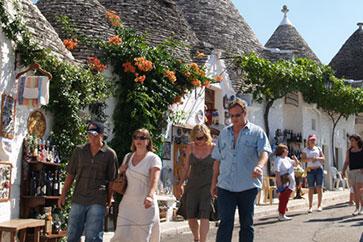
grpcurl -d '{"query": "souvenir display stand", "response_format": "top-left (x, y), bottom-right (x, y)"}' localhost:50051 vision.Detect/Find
top-left (20, 135), bottom-right (65, 241)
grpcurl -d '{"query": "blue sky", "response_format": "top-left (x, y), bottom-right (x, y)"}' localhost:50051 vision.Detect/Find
top-left (32, 0), bottom-right (362, 64)
top-left (232, 0), bottom-right (363, 64)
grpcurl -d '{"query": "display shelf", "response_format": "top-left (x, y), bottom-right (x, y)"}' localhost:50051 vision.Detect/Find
top-left (20, 138), bottom-right (64, 241)
top-left (29, 161), bottom-right (61, 167)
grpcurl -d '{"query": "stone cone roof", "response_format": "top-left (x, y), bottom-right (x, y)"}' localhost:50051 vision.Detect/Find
top-left (174, 0), bottom-right (263, 55)
top-left (98, 0), bottom-right (200, 58)
top-left (20, 0), bottom-right (74, 62)
top-left (36, 0), bottom-right (114, 64)
top-left (329, 23), bottom-right (363, 80)
top-left (264, 6), bottom-right (321, 64)
top-left (174, 0), bottom-right (264, 91)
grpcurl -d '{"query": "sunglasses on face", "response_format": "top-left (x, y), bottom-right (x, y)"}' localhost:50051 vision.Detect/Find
top-left (133, 135), bottom-right (148, 140)
top-left (195, 136), bottom-right (206, 141)
top-left (229, 112), bottom-right (243, 118)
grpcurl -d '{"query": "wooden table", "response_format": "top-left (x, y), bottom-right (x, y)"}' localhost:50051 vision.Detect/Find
top-left (0, 219), bottom-right (45, 242)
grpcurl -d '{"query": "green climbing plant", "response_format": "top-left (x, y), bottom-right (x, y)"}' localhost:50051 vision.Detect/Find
top-left (0, 1), bottom-right (112, 230)
top-left (57, 11), bottom-right (217, 160)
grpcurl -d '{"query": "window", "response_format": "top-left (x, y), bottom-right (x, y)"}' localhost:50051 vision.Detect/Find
top-left (312, 119), bottom-right (316, 130)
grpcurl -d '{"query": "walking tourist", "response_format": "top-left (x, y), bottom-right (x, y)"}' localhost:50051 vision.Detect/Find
top-left (210, 99), bottom-right (271, 242)
top-left (274, 144), bottom-right (298, 221)
top-left (301, 134), bottom-right (325, 213)
top-left (342, 134), bottom-right (363, 216)
top-left (111, 128), bottom-right (161, 242)
top-left (177, 124), bottom-right (215, 242)
top-left (58, 121), bottom-right (118, 242)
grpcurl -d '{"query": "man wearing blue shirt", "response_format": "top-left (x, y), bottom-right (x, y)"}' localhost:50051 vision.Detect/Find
top-left (211, 99), bottom-right (271, 242)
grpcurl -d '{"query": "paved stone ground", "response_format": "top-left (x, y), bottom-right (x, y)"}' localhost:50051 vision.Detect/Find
top-left (101, 189), bottom-right (351, 241)
top-left (162, 200), bottom-right (363, 242)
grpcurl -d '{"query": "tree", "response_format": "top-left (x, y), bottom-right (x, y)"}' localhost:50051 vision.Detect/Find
top-left (302, 77), bottom-right (363, 167)
top-left (234, 54), bottom-right (329, 138)
top-left (235, 54), bottom-right (363, 168)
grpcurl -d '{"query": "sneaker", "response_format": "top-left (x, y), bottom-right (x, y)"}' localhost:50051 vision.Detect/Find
top-left (308, 207), bottom-right (313, 213)
top-left (278, 215), bottom-right (292, 221)
top-left (317, 206), bottom-right (323, 212)
top-left (352, 209), bottom-right (359, 216)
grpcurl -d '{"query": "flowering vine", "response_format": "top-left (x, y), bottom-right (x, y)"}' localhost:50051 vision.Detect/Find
top-left (108, 35), bottom-right (122, 45)
top-left (58, 10), bottom-right (215, 158)
top-left (62, 38), bottom-right (78, 50)
top-left (106, 10), bottom-right (122, 27)
top-left (88, 57), bottom-right (108, 72)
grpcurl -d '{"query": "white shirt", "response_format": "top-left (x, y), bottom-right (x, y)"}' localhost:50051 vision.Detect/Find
top-left (274, 156), bottom-right (295, 190)
top-left (303, 146), bottom-right (322, 168)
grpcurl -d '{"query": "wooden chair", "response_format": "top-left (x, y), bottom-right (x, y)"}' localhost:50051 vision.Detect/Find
top-left (257, 176), bottom-right (277, 205)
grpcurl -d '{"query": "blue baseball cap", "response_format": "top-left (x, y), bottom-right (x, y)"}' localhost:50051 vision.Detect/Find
top-left (87, 122), bottom-right (104, 136)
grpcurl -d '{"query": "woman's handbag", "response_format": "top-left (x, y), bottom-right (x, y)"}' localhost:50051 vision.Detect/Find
top-left (209, 198), bottom-right (219, 221)
top-left (112, 153), bottom-right (132, 195)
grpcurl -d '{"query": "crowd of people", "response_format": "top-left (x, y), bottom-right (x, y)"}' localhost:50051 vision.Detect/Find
top-left (57, 102), bottom-right (362, 242)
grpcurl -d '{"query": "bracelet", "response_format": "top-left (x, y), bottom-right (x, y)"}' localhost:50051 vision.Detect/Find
top-left (256, 165), bottom-right (263, 170)
top-left (146, 194), bottom-right (153, 199)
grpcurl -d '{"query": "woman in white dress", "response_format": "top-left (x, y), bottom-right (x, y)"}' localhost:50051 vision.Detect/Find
top-left (274, 144), bottom-right (298, 221)
top-left (111, 128), bottom-right (161, 242)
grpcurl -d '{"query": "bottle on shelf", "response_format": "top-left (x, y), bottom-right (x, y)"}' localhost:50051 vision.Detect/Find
top-left (29, 171), bottom-right (37, 196)
top-left (54, 147), bottom-right (60, 164)
top-left (40, 169), bottom-right (47, 196)
top-left (38, 139), bottom-right (44, 162)
top-left (46, 140), bottom-right (51, 162)
top-left (44, 207), bottom-right (53, 235)
top-left (53, 170), bottom-right (60, 196)
top-left (36, 171), bottom-right (42, 196)
top-left (33, 137), bottom-right (38, 159)
top-left (46, 170), bottom-right (53, 196)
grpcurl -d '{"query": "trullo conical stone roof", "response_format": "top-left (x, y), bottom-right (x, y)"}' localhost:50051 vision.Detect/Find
top-left (264, 5), bottom-right (321, 64)
top-left (36, 0), bottom-right (114, 63)
top-left (20, 0), bottom-right (74, 62)
top-left (174, 0), bottom-right (264, 91)
top-left (98, 0), bottom-right (200, 57)
top-left (329, 23), bottom-right (363, 80)
top-left (174, 0), bottom-right (263, 55)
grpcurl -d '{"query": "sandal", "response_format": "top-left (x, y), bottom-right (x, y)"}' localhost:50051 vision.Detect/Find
top-left (194, 240), bottom-right (200, 242)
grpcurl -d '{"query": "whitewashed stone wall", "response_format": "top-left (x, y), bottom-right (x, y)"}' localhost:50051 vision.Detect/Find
top-left (0, 2), bottom-right (57, 223)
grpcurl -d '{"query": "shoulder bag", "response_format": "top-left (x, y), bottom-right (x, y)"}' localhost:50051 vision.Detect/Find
top-left (112, 152), bottom-right (132, 195)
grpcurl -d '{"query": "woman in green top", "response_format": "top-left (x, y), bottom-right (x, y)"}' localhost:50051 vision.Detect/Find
top-left (177, 124), bottom-right (215, 242)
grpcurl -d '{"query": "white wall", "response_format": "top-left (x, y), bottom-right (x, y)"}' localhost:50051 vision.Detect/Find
top-left (355, 120), bottom-right (363, 137)
top-left (0, 4), bottom-right (58, 221)
top-left (302, 102), bottom-right (355, 189)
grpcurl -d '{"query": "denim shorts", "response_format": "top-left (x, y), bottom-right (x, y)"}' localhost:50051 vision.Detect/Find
top-left (307, 167), bottom-right (324, 188)
top-left (67, 203), bottom-right (106, 242)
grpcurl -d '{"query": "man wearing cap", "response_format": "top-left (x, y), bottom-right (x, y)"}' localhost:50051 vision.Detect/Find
top-left (210, 99), bottom-right (271, 242)
top-left (58, 121), bottom-right (118, 242)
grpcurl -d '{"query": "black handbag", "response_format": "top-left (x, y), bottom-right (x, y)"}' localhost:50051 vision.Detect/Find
top-left (209, 198), bottom-right (219, 221)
